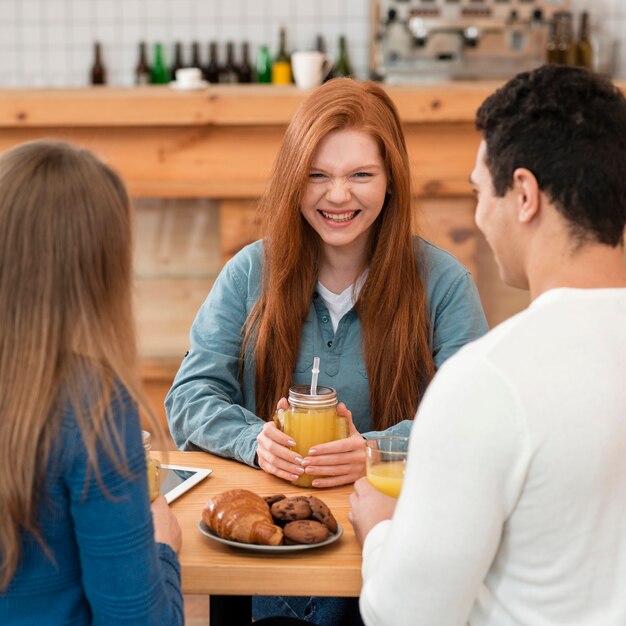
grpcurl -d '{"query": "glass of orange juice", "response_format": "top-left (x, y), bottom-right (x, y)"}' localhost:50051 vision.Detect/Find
top-left (142, 430), bottom-right (162, 501)
top-left (274, 385), bottom-right (348, 487)
top-left (365, 436), bottom-right (409, 498)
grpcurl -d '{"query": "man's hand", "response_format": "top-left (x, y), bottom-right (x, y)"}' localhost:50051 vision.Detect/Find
top-left (349, 477), bottom-right (397, 546)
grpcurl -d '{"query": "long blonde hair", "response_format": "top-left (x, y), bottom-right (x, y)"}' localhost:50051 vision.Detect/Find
top-left (245, 79), bottom-right (435, 428)
top-left (0, 140), bottom-right (157, 590)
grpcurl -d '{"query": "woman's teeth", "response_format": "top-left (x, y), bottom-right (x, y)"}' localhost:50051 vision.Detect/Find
top-left (320, 210), bottom-right (358, 223)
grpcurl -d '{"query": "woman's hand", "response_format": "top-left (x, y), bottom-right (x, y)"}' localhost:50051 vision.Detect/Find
top-left (256, 397), bottom-right (307, 482)
top-left (301, 403), bottom-right (366, 488)
top-left (151, 495), bottom-right (182, 553)
top-left (349, 477), bottom-right (397, 546)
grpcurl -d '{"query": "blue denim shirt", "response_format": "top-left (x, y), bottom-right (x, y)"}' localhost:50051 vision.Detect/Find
top-left (165, 238), bottom-right (488, 466)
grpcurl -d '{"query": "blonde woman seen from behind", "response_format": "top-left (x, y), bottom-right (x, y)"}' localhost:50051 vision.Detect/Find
top-left (0, 141), bottom-right (183, 625)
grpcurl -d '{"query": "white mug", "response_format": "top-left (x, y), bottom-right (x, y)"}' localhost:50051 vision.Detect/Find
top-left (175, 67), bottom-right (203, 87)
top-left (291, 51), bottom-right (332, 90)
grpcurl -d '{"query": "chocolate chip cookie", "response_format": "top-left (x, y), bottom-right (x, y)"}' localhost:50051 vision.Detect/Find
top-left (264, 494), bottom-right (286, 507)
top-left (283, 519), bottom-right (330, 545)
top-left (270, 497), bottom-right (312, 522)
top-left (307, 495), bottom-right (338, 533)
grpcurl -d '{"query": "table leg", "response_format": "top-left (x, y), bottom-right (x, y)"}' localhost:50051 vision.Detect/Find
top-left (209, 594), bottom-right (252, 626)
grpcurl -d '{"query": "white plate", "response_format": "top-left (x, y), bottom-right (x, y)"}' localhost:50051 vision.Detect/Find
top-left (197, 520), bottom-right (343, 553)
top-left (169, 80), bottom-right (209, 91)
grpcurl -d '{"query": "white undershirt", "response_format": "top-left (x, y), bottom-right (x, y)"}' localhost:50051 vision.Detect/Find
top-left (317, 271), bottom-right (367, 332)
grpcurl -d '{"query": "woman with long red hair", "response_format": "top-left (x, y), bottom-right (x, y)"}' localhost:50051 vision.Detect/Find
top-left (167, 77), bottom-right (486, 481)
top-left (166, 78), bottom-right (486, 624)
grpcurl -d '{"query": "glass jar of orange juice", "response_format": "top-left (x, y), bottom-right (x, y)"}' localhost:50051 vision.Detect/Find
top-left (274, 385), bottom-right (348, 487)
top-left (142, 430), bottom-right (161, 501)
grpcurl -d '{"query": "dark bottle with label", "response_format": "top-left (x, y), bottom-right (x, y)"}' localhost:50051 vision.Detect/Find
top-left (170, 42), bottom-right (185, 81)
top-left (205, 42), bottom-right (220, 83)
top-left (576, 11), bottom-right (593, 70)
top-left (135, 41), bottom-right (151, 85)
top-left (150, 43), bottom-right (169, 84)
top-left (219, 42), bottom-right (239, 83)
top-left (256, 45), bottom-right (272, 83)
top-left (331, 35), bottom-right (353, 78)
top-left (238, 42), bottom-right (253, 83)
top-left (90, 42), bottom-right (107, 85)
top-left (272, 27), bottom-right (292, 84)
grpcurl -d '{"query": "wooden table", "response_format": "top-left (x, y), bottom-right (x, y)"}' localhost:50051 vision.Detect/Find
top-left (153, 451), bottom-right (362, 625)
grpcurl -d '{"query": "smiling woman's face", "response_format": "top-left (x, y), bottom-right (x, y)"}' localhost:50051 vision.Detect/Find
top-left (300, 128), bottom-right (388, 259)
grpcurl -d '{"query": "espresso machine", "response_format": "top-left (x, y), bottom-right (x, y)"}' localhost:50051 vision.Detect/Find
top-left (371, 0), bottom-right (572, 82)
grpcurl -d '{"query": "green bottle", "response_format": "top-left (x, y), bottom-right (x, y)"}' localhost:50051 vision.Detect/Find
top-left (256, 45), bottom-right (272, 84)
top-left (150, 43), bottom-right (169, 84)
top-left (331, 35), bottom-right (353, 78)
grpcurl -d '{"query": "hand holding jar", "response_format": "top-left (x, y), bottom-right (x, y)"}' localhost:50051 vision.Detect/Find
top-left (256, 385), bottom-right (366, 488)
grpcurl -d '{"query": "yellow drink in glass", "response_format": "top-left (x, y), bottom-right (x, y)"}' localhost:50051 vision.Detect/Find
top-left (142, 430), bottom-right (161, 501)
top-left (283, 408), bottom-right (338, 487)
top-left (365, 436), bottom-right (410, 498)
top-left (274, 384), bottom-right (348, 487)
top-left (366, 460), bottom-right (405, 498)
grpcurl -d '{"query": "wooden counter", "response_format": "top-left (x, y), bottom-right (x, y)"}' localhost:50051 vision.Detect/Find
top-left (0, 84), bottom-right (499, 200)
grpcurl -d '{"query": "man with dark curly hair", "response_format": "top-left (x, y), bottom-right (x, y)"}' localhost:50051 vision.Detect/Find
top-left (351, 65), bottom-right (626, 626)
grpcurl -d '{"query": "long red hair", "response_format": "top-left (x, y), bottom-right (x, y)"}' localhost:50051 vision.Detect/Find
top-left (244, 79), bottom-right (435, 430)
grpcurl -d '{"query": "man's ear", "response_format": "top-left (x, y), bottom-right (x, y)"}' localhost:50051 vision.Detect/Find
top-left (512, 167), bottom-right (540, 223)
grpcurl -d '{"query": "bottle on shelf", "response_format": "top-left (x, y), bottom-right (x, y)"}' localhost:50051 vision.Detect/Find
top-left (170, 42), bottom-right (185, 81)
top-left (271, 27), bottom-right (292, 85)
top-left (191, 41), bottom-right (203, 75)
top-left (150, 43), bottom-right (170, 84)
top-left (256, 45), bottom-right (272, 84)
top-left (316, 35), bottom-right (331, 83)
top-left (205, 42), bottom-right (221, 84)
top-left (135, 41), bottom-right (151, 85)
top-left (90, 42), bottom-right (107, 85)
top-left (555, 11), bottom-right (576, 66)
top-left (331, 35), bottom-right (353, 78)
top-left (219, 42), bottom-right (239, 84)
top-left (576, 11), bottom-right (593, 70)
top-left (546, 15), bottom-right (559, 64)
top-left (238, 42), bottom-right (253, 83)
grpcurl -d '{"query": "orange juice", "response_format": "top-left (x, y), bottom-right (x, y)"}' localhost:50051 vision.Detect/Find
top-left (274, 384), bottom-right (347, 487)
top-left (283, 407), bottom-right (338, 487)
top-left (366, 461), bottom-right (405, 498)
top-left (142, 430), bottom-right (161, 501)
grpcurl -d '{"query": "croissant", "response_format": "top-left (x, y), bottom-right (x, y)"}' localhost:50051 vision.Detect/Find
top-left (202, 489), bottom-right (284, 546)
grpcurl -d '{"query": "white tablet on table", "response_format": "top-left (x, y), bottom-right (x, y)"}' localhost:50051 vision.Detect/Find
top-left (159, 464), bottom-right (212, 504)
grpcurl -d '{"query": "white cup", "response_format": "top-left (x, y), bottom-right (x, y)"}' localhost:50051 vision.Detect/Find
top-left (175, 67), bottom-right (203, 87)
top-left (291, 51), bottom-right (332, 90)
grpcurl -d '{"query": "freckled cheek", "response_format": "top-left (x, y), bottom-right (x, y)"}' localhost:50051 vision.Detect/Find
top-left (301, 187), bottom-right (324, 212)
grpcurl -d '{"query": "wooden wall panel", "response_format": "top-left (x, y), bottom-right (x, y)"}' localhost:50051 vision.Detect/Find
top-left (0, 124), bottom-right (480, 199)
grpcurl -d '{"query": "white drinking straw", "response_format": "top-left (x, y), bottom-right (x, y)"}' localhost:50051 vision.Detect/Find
top-left (310, 356), bottom-right (320, 395)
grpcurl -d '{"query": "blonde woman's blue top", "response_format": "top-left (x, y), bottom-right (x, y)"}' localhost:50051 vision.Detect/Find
top-left (166, 238), bottom-right (488, 466)
top-left (0, 387), bottom-right (184, 626)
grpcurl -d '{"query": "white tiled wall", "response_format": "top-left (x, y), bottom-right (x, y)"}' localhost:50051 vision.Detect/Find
top-left (0, 0), bottom-right (623, 87)
top-left (0, 0), bottom-right (370, 87)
